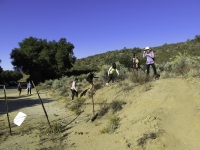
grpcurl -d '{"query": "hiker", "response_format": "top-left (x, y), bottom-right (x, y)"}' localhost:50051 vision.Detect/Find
top-left (86, 70), bottom-right (99, 92)
top-left (17, 82), bottom-right (22, 96)
top-left (131, 53), bottom-right (140, 76)
top-left (70, 78), bottom-right (78, 101)
top-left (27, 81), bottom-right (32, 95)
top-left (106, 62), bottom-right (119, 85)
top-left (143, 47), bottom-right (159, 79)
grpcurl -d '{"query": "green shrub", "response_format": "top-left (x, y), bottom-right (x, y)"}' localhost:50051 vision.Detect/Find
top-left (52, 122), bottom-right (62, 134)
top-left (67, 97), bottom-right (86, 115)
top-left (100, 115), bottom-right (120, 134)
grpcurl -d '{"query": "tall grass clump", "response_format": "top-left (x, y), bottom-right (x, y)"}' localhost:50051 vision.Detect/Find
top-left (100, 115), bottom-right (120, 134)
top-left (67, 97), bottom-right (86, 115)
top-left (110, 100), bottom-right (125, 113)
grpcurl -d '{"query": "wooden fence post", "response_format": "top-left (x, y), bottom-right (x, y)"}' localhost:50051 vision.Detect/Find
top-left (3, 85), bottom-right (12, 136)
top-left (31, 81), bottom-right (52, 132)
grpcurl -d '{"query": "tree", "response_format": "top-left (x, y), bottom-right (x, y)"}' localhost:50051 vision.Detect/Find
top-left (10, 37), bottom-right (76, 83)
top-left (1, 70), bottom-right (23, 82)
top-left (194, 35), bottom-right (200, 42)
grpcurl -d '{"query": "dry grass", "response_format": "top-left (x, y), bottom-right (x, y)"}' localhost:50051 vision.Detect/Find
top-left (100, 115), bottom-right (120, 134)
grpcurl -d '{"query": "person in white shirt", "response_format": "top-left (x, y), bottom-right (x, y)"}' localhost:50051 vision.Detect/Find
top-left (106, 62), bottom-right (119, 86)
top-left (70, 78), bottom-right (78, 101)
top-left (27, 81), bottom-right (32, 95)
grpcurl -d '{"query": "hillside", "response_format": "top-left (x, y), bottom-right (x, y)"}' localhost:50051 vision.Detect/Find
top-left (64, 77), bottom-right (200, 150)
top-left (1, 77), bottom-right (200, 150)
top-left (72, 36), bottom-right (200, 71)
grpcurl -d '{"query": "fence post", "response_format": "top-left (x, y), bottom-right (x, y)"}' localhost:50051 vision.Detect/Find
top-left (91, 90), bottom-right (95, 116)
top-left (31, 81), bottom-right (52, 132)
top-left (3, 85), bottom-right (12, 136)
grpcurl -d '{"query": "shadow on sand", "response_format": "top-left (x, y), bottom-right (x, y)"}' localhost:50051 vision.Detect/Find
top-left (0, 94), bottom-right (53, 114)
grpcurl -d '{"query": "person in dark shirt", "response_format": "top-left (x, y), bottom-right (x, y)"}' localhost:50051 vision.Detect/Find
top-left (86, 70), bottom-right (98, 92)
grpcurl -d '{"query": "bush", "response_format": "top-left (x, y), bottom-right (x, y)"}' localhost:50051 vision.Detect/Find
top-left (100, 115), bottom-right (120, 134)
top-left (110, 100), bottom-right (124, 113)
top-left (160, 52), bottom-right (199, 77)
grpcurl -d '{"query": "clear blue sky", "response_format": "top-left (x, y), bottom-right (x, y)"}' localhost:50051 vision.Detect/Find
top-left (0, 0), bottom-right (200, 70)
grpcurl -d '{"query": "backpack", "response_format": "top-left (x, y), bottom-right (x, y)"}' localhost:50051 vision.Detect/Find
top-left (70, 82), bottom-right (73, 88)
top-left (86, 73), bottom-right (90, 81)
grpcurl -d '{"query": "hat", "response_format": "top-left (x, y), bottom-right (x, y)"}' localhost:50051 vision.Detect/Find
top-left (144, 46), bottom-right (151, 50)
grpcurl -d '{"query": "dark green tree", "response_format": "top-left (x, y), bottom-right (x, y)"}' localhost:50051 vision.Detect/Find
top-left (10, 37), bottom-right (76, 83)
top-left (1, 70), bottom-right (23, 82)
top-left (194, 35), bottom-right (200, 42)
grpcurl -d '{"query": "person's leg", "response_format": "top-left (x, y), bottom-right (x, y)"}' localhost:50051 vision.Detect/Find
top-left (146, 64), bottom-right (150, 81)
top-left (111, 74), bottom-right (115, 83)
top-left (107, 75), bottom-right (112, 83)
top-left (146, 64), bottom-right (150, 75)
top-left (91, 81), bottom-right (94, 91)
top-left (71, 89), bottom-right (75, 100)
top-left (30, 88), bottom-right (31, 95)
top-left (27, 88), bottom-right (29, 95)
top-left (151, 63), bottom-right (158, 78)
top-left (89, 81), bottom-right (94, 91)
top-left (75, 91), bottom-right (78, 97)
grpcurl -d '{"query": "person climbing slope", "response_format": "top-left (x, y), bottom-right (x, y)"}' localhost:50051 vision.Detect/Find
top-left (86, 70), bottom-right (99, 92)
top-left (70, 78), bottom-right (78, 101)
top-left (106, 62), bottom-right (119, 86)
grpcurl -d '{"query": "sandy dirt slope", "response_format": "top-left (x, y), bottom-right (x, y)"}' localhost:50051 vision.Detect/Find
top-left (1, 77), bottom-right (200, 150)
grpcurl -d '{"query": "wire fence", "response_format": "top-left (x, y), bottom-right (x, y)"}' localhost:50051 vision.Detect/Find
top-left (0, 87), bottom-right (82, 138)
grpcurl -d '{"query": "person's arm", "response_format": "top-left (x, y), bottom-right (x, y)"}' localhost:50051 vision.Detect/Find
top-left (108, 67), bottom-right (112, 75)
top-left (143, 51), bottom-right (147, 58)
top-left (71, 81), bottom-right (77, 91)
top-left (116, 69), bottom-right (119, 75)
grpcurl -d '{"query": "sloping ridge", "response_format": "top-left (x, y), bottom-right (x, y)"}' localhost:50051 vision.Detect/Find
top-left (68, 78), bottom-right (200, 150)
top-left (113, 78), bottom-right (200, 149)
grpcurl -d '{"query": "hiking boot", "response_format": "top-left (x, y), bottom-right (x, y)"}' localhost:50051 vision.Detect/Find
top-left (155, 74), bottom-right (160, 79)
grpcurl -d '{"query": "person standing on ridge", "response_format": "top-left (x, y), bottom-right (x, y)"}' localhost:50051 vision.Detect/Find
top-left (143, 47), bottom-right (159, 80)
top-left (70, 78), bottom-right (78, 101)
top-left (106, 62), bottom-right (119, 85)
top-left (131, 53), bottom-right (140, 76)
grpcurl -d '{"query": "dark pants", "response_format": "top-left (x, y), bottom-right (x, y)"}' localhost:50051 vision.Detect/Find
top-left (108, 74), bottom-right (115, 83)
top-left (18, 88), bottom-right (22, 95)
top-left (71, 89), bottom-right (78, 100)
top-left (146, 63), bottom-right (157, 75)
top-left (27, 88), bottom-right (31, 95)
